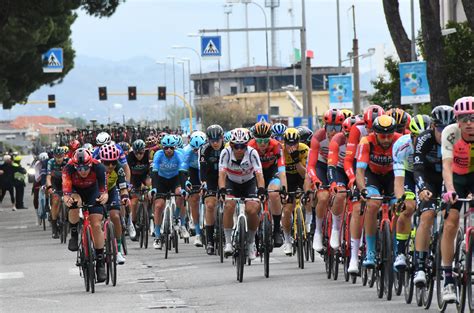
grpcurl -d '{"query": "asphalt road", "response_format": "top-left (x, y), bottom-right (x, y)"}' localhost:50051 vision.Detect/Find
top-left (0, 183), bottom-right (457, 313)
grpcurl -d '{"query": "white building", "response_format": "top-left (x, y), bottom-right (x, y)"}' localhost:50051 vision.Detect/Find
top-left (440, 0), bottom-right (467, 27)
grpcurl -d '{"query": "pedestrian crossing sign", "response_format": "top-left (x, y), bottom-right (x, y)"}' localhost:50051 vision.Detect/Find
top-left (42, 48), bottom-right (64, 73)
top-left (201, 36), bottom-right (222, 58)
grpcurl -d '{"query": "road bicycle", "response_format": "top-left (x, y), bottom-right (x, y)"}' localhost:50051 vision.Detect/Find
top-left (103, 206), bottom-right (117, 287)
top-left (57, 191), bottom-right (68, 244)
top-left (135, 187), bottom-right (151, 249)
top-left (287, 189), bottom-right (308, 270)
top-left (158, 192), bottom-right (181, 259)
top-left (38, 186), bottom-right (50, 231)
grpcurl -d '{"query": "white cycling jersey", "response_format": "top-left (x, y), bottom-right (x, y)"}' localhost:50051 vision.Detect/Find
top-left (218, 146), bottom-right (262, 184)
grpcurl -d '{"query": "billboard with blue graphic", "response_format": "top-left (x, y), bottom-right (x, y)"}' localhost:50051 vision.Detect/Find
top-left (399, 61), bottom-right (431, 104)
top-left (328, 75), bottom-right (353, 110)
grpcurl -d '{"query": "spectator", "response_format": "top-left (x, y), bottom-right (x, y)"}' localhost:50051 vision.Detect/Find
top-left (0, 155), bottom-right (16, 211)
top-left (13, 155), bottom-right (27, 210)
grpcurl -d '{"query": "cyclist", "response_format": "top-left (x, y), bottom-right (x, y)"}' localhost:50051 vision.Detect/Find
top-left (391, 114), bottom-right (431, 269)
top-left (440, 96), bottom-right (474, 301)
top-left (83, 143), bottom-right (94, 153)
top-left (183, 132), bottom-right (207, 247)
top-left (45, 146), bottom-right (69, 239)
top-left (118, 142), bottom-right (131, 157)
top-left (341, 109), bottom-right (354, 120)
top-left (248, 121), bottom-right (288, 248)
top-left (296, 125), bottom-right (313, 147)
top-left (271, 123), bottom-right (287, 145)
top-left (223, 131), bottom-right (232, 145)
top-left (93, 132), bottom-right (131, 182)
top-left (100, 144), bottom-right (129, 264)
top-left (218, 128), bottom-right (266, 260)
top-left (147, 135), bottom-right (160, 161)
top-left (150, 135), bottom-right (187, 250)
top-left (62, 148), bottom-right (108, 282)
top-left (412, 105), bottom-right (455, 286)
top-left (127, 139), bottom-right (151, 241)
top-left (199, 125), bottom-right (225, 255)
top-left (387, 108), bottom-right (411, 134)
top-left (307, 109), bottom-right (345, 252)
top-left (356, 115), bottom-right (401, 267)
top-left (345, 104), bottom-right (384, 273)
top-left (327, 116), bottom-right (360, 250)
top-left (67, 140), bottom-right (80, 159)
top-left (281, 128), bottom-right (309, 255)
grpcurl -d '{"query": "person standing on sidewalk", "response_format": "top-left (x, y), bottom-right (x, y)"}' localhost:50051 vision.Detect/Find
top-left (0, 155), bottom-right (16, 211)
top-left (12, 155), bottom-right (27, 210)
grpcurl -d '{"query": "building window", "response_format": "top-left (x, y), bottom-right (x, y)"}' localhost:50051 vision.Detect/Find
top-left (270, 106), bottom-right (279, 116)
top-left (230, 86), bottom-right (237, 95)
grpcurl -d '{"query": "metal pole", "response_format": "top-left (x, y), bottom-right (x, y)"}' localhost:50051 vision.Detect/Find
top-left (217, 60), bottom-right (221, 97)
top-left (172, 58), bottom-right (177, 128)
top-left (271, 5), bottom-right (277, 66)
top-left (181, 62), bottom-right (185, 128)
top-left (351, 5), bottom-right (361, 114)
top-left (225, 6), bottom-right (232, 70)
top-left (186, 59), bottom-right (191, 110)
top-left (245, 2), bottom-right (250, 67)
top-left (410, 0), bottom-right (418, 114)
top-left (300, 2), bottom-right (308, 117)
top-left (337, 0), bottom-right (342, 74)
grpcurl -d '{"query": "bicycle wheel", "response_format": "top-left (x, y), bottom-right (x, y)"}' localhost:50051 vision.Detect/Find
top-left (138, 203), bottom-right (145, 248)
top-left (436, 226), bottom-right (448, 312)
top-left (164, 208), bottom-right (170, 259)
top-left (404, 262), bottom-right (414, 304)
top-left (455, 228), bottom-right (465, 313)
top-left (79, 232), bottom-right (89, 292)
top-left (423, 256), bottom-right (435, 309)
top-left (376, 229), bottom-right (384, 299)
top-left (296, 208), bottom-right (304, 269)
top-left (218, 210), bottom-right (224, 263)
top-left (382, 222), bottom-right (393, 301)
top-left (121, 231), bottom-right (127, 256)
top-left (236, 217), bottom-right (246, 283)
top-left (466, 231), bottom-right (474, 312)
top-left (85, 227), bottom-right (95, 293)
top-left (173, 228), bottom-right (179, 254)
top-left (144, 206), bottom-right (149, 249)
top-left (105, 222), bottom-right (117, 287)
top-left (263, 213), bottom-right (271, 278)
top-left (333, 250), bottom-right (339, 281)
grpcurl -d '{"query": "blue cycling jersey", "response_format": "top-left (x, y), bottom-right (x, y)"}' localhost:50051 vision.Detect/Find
top-left (152, 149), bottom-right (186, 179)
top-left (92, 144), bottom-right (128, 165)
top-left (392, 134), bottom-right (414, 177)
top-left (183, 145), bottom-right (199, 170)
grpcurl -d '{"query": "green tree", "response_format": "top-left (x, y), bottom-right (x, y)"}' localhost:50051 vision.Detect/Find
top-left (0, 1), bottom-right (122, 109)
top-left (61, 116), bottom-right (87, 128)
top-left (369, 56), bottom-right (400, 109)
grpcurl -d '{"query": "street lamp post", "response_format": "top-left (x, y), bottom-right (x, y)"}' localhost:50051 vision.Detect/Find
top-left (224, 4), bottom-right (233, 70)
top-left (181, 58), bottom-right (192, 110)
top-left (177, 60), bottom-right (186, 129)
top-left (166, 55), bottom-right (177, 128)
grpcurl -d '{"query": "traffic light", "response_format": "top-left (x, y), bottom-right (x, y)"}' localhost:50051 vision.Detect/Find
top-left (158, 86), bottom-right (166, 100)
top-left (128, 86), bottom-right (137, 101)
top-left (99, 87), bottom-right (107, 101)
top-left (48, 94), bottom-right (56, 108)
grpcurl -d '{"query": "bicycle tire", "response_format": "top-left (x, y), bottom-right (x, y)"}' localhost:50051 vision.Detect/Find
top-left (42, 217), bottom-right (46, 231)
top-left (121, 231), bottom-right (127, 256)
top-left (404, 262), bottom-right (414, 304)
top-left (394, 270), bottom-right (403, 296)
top-left (376, 228), bottom-right (384, 299)
top-left (218, 210), bottom-right (224, 263)
top-left (106, 222), bottom-right (117, 287)
top-left (144, 207), bottom-right (149, 249)
top-left (237, 217), bottom-right (246, 283)
top-left (436, 225), bottom-right (448, 312)
top-left (173, 229), bottom-right (179, 254)
top-left (333, 251), bottom-right (339, 281)
top-left (263, 213), bottom-right (271, 278)
top-left (86, 227), bottom-right (95, 293)
top-left (455, 228), bottom-right (465, 313)
top-left (382, 221), bottom-right (393, 301)
top-left (138, 203), bottom-right (145, 248)
top-left (343, 254), bottom-right (350, 282)
top-left (296, 208), bottom-right (304, 269)
top-left (79, 232), bottom-right (89, 292)
top-left (362, 267), bottom-right (368, 286)
top-left (423, 258), bottom-right (435, 309)
top-left (466, 231), bottom-right (474, 312)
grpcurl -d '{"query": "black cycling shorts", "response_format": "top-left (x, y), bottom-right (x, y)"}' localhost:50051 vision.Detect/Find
top-left (74, 186), bottom-right (103, 215)
top-left (452, 172), bottom-right (474, 211)
top-left (419, 171), bottom-right (444, 213)
top-left (316, 161), bottom-right (329, 186)
top-left (107, 188), bottom-right (121, 211)
top-left (225, 178), bottom-right (257, 198)
top-left (365, 167), bottom-right (394, 197)
top-left (156, 175), bottom-right (180, 199)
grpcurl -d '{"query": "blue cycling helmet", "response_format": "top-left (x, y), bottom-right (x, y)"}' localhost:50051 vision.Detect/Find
top-left (173, 135), bottom-right (184, 148)
top-left (271, 123), bottom-right (287, 137)
top-left (161, 135), bottom-right (178, 148)
top-left (224, 131), bottom-right (232, 143)
top-left (190, 135), bottom-right (206, 149)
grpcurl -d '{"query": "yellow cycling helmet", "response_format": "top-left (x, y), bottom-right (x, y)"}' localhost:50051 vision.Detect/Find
top-left (340, 109), bottom-right (354, 120)
top-left (283, 128), bottom-right (300, 144)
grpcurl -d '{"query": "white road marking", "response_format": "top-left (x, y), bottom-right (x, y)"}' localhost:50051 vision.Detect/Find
top-left (0, 294), bottom-right (60, 303)
top-left (154, 265), bottom-right (197, 273)
top-left (0, 225), bottom-right (28, 230)
top-left (0, 272), bottom-right (24, 279)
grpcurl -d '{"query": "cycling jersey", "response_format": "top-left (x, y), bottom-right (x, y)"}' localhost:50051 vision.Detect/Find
top-left (284, 143), bottom-right (309, 176)
top-left (47, 158), bottom-right (69, 188)
top-left (441, 123), bottom-right (474, 175)
top-left (308, 129), bottom-right (330, 165)
top-left (106, 163), bottom-right (127, 191)
top-left (343, 121), bottom-right (367, 181)
top-left (127, 150), bottom-right (150, 188)
top-left (183, 145), bottom-right (199, 170)
top-left (392, 134), bottom-right (414, 176)
top-left (199, 142), bottom-right (224, 191)
top-left (148, 145), bottom-right (160, 162)
top-left (218, 146), bottom-right (262, 184)
top-left (356, 133), bottom-right (402, 175)
top-left (92, 144), bottom-right (127, 165)
top-left (62, 160), bottom-right (107, 195)
top-left (413, 129), bottom-right (442, 191)
top-left (248, 138), bottom-right (285, 186)
top-left (327, 132), bottom-right (347, 169)
top-left (152, 149), bottom-right (187, 179)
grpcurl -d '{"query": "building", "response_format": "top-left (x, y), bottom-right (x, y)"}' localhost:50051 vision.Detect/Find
top-left (10, 116), bottom-right (74, 135)
top-left (440, 0), bottom-right (467, 27)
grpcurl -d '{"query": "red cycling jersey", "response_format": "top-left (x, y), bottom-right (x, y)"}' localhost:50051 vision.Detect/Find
top-left (344, 121), bottom-right (367, 181)
top-left (307, 129), bottom-right (330, 181)
top-left (356, 132), bottom-right (402, 175)
top-left (327, 132), bottom-right (347, 169)
top-left (62, 159), bottom-right (107, 195)
top-left (248, 138), bottom-right (285, 170)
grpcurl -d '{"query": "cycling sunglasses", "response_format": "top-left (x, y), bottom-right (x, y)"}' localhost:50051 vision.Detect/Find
top-left (375, 133), bottom-right (395, 140)
top-left (232, 143), bottom-right (247, 150)
top-left (75, 164), bottom-right (91, 172)
top-left (135, 150), bottom-right (145, 155)
top-left (256, 137), bottom-right (270, 144)
top-left (102, 160), bottom-right (117, 166)
top-left (325, 124), bottom-right (342, 132)
top-left (458, 114), bottom-right (474, 123)
top-left (163, 146), bottom-right (175, 151)
top-left (209, 138), bottom-right (222, 143)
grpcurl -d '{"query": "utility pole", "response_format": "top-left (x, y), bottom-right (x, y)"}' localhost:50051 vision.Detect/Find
top-left (300, 0), bottom-right (308, 117)
top-left (410, 0), bottom-right (418, 114)
top-left (337, 0), bottom-right (342, 74)
top-left (224, 4), bottom-right (232, 70)
top-left (351, 5), bottom-right (361, 114)
top-left (244, 0), bottom-right (250, 67)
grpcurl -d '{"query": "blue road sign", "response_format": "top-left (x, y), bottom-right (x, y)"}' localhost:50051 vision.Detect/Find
top-left (257, 114), bottom-right (269, 122)
top-left (42, 48), bottom-right (63, 73)
top-left (328, 75), bottom-right (353, 110)
top-left (399, 61), bottom-right (431, 105)
top-left (201, 36), bottom-right (222, 57)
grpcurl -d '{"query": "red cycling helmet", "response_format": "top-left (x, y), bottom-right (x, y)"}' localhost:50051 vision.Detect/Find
top-left (323, 109), bottom-right (345, 125)
top-left (72, 148), bottom-right (93, 167)
top-left (342, 116), bottom-right (361, 135)
top-left (99, 143), bottom-right (120, 161)
top-left (363, 105), bottom-right (385, 129)
top-left (69, 139), bottom-right (80, 150)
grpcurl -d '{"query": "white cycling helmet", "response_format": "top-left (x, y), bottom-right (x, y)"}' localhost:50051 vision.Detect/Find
top-left (191, 131), bottom-right (206, 140)
top-left (39, 152), bottom-right (49, 161)
top-left (230, 128), bottom-right (250, 144)
top-left (96, 132), bottom-right (111, 146)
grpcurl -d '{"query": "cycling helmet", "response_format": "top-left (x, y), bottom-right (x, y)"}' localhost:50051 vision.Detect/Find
top-left (340, 109), bottom-right (354, 120)
top-left (82, 143), bottom-right (94, 152)
top-left (271, 123), bottom-right (287, 137)
top-left (431, 105), bottom-right (455, 126)
top-left (364, 105), bottom-right (385, 129)
top-left (206, 124), bottom-right (224, 140)
top-left (39, 152), bottom-right (49, 161)
top-left (161, 135), bottom-right (178, 148)
top-left (342, 116), bottom-right (361, 135)
top-left (230, 128), bottom-right (250, 144)
top-left (146, 135), bottom-right (157, 147)
top-left (323, 109), bottom-right (345, 125)
top-left (69, 139), bottom-right (80, 150)
top-left (191, 131), bottom-right (206, 140)
top-left (96, 132), bottom-right (111, 145)
top-left (132, 139), bottom-right (146, 152)
top-left (409, 114), bottom-right (432, 135)
top-left (224, 131), bottom-right (232, 143)
top-left (453, 96), bottom-right (474, 116)
top-left (253, 121), bottom-right (272, 138)
top-left (52, 146), bottom-right (65, 156)
top-left (387, 108), bottom-right (409, 128)
top-left (284, 128), bottom-right (300, 144)
top-left (372, 115), bottom-right (396, 134)
top-left (190, 135), bottom-right (206, 149)
top-left (99, 143), bottom-right (120, 161)
top-left (296, 126), bottom-right (313, 143)
top-left (157, 132), bottom-right (167, 142)
top-left (174, 135), bottom-right (184, 149)
top-left (118, 141), bottom-right (130, 153)
top-left (72, 148), bottom-right (93, 167)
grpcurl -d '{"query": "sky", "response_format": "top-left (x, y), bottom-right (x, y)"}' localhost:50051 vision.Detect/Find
top-left (2, 0), bottom-right (422, 121)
